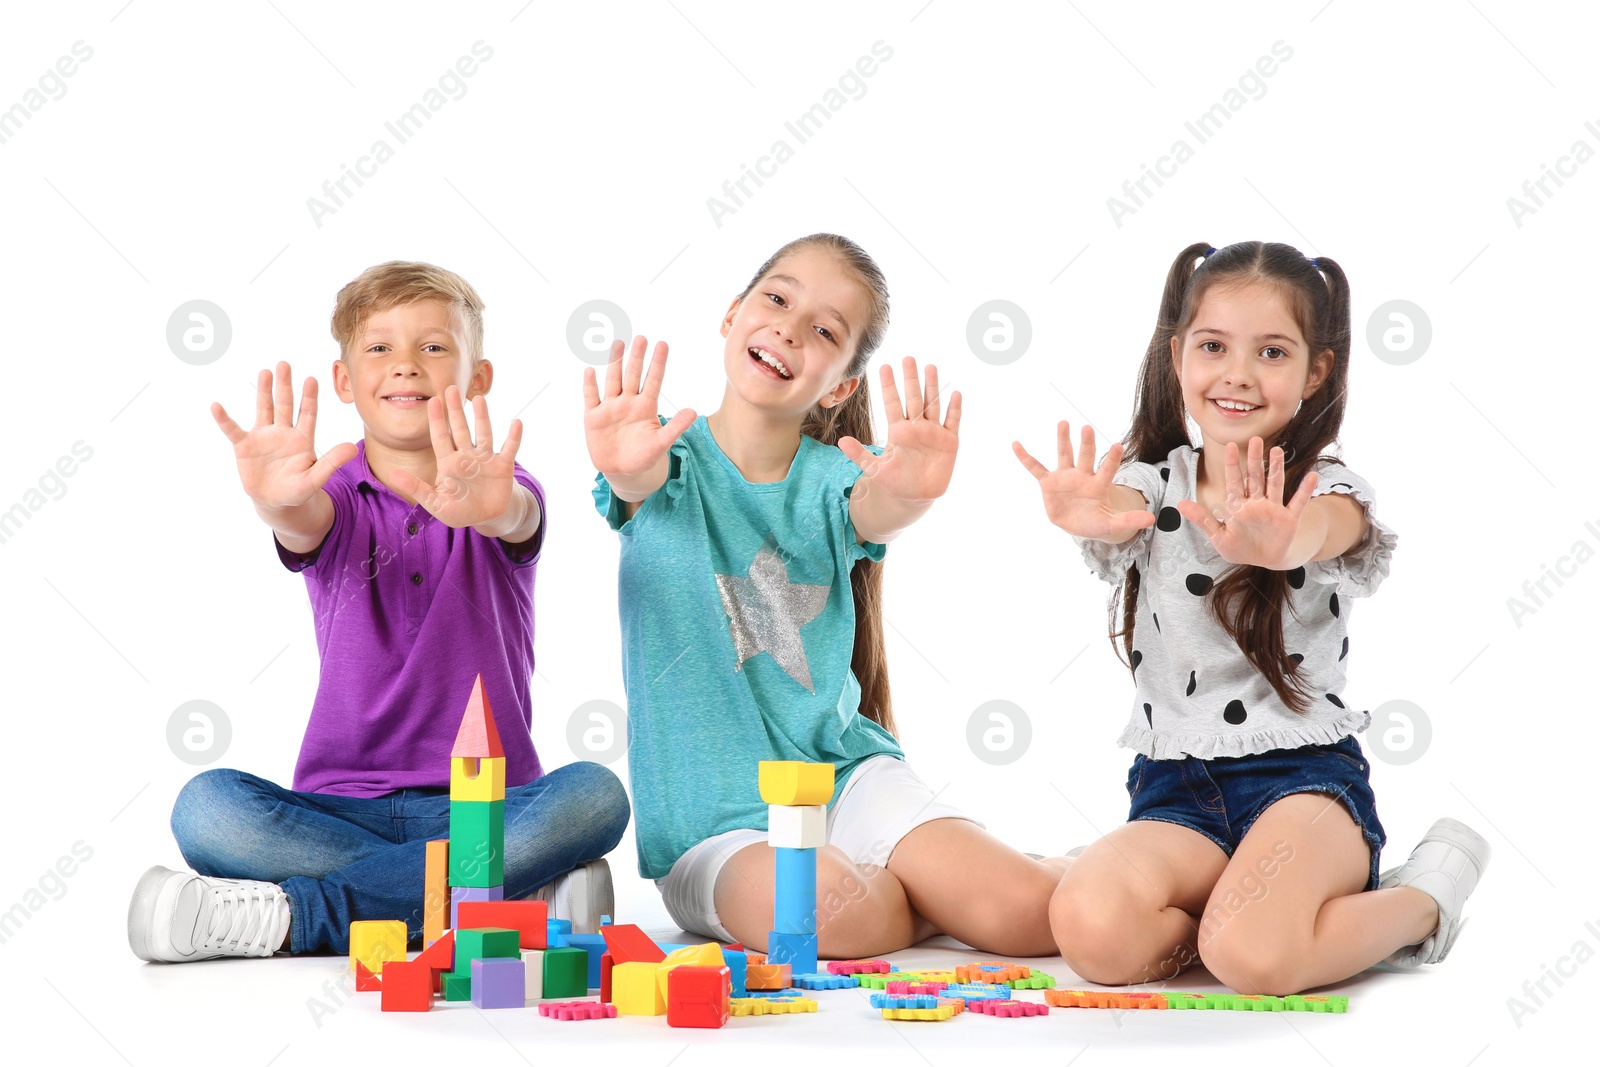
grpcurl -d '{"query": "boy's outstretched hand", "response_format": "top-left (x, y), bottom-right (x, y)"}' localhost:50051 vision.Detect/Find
top-left (583, 336), bottom-right (697, 501)
top-left (1013, 421), bottom-right (1154, 543)
top-left (212, 362), bottom-right (357, 509)
top-left (387, 386), bottom-right (526, 531)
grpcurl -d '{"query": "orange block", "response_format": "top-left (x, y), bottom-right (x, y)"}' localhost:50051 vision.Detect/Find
top-left (424, 839), bottom-right (449, 947)
top-left (745, 962), bottom-right (791, 991)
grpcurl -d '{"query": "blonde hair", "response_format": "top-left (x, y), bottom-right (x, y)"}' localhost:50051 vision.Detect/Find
top-left (330, 261), bottom-right (486, 361)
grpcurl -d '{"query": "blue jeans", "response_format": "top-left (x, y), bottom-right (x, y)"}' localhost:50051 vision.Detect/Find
top-left (170, 762), bottom-right (630, 955)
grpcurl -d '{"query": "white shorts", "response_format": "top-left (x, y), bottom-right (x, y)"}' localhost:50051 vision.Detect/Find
top-left (654, 755), bottom-right (981, 942)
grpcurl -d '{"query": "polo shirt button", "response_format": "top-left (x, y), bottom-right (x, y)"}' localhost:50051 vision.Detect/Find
top-left (407, 523), bottom-right (418, 535)
top-left (411, 572), bottom-right (423, 585)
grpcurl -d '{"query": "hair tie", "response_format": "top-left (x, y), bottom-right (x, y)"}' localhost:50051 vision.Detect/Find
top-left (1202, 247), bottom-right (1217, 259)
top-left (1309, 257), bottom-right (1320, 269)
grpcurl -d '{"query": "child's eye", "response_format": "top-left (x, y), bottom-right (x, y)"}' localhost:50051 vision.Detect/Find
top-left (815, 325), bottom-right (835, 343)
top-left (424, 344), bottom-right (447, 353)
top-left (1200, 341), bottom-right (1224, 354)
top-left (1261, 346), bottom-right (1287, 360)
top-left (367, 344), bottom-right (389, 354)
top-left (766, 292), bottom-right (787, 307)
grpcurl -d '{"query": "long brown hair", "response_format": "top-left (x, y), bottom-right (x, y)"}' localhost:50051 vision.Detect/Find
top-left (1118, 241), bottom-right (1351, 713)
top-left (735, 234), bottom-right (896, 736)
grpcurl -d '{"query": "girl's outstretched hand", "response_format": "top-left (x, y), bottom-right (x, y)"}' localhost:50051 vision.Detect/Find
top-left (1012, 421), bottom-right (1154, 541)
top-left (1175, 437), bottom-right (1318, 568)
top-left (387, 386), bottom-right (523, 530)
top-left (583, 337), bottom-right (697, 491)
top-left (838, 356), bottom-right (960, 503)
top-left (212, 362), bottom-right (357, 509)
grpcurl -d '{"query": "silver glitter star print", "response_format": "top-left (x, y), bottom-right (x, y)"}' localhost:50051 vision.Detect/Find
top-left (715, 542), bottom-right (830, 691)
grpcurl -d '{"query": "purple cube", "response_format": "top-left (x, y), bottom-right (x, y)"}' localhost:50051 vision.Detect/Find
top-left (471, 957), bottom-right (526, 1009)
top-left (451, 885), bottom-right (503, 929)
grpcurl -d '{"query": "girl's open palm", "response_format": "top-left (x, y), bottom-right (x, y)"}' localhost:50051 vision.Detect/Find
top-left (1175, 437), bottom-right (1318, 567)
top-left (838, 357), bottom-right (960, 503)
top-left (583, 337), bottom-right (697, 480)
top-left (1012, 422), bottom-right (1154, 541)
top-left (211, 362), bottom-right (356, 509)
top-left (387, 387), bottom-right (523, 529)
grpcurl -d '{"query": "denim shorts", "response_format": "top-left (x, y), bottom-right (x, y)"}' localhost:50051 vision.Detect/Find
top-left (1126, 735), bottom-right (1386, 890)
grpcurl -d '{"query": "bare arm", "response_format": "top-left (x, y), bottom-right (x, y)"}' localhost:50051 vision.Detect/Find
top-left (843, 359), bottom-right (961, 546)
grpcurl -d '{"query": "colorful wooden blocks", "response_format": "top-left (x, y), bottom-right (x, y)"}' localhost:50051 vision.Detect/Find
top-left (767, 804), bottom-right (826, 849)
top-left (448, 799), bottom-right (505, 887)
top-left (453, 927), bottom-right (520, 976)
top-left (543, 946), bottom-right (590, 999)
top-left (450, 885), bottom-right (503, 930)
top-left (349, 920), bottom-right (408, 974)
top-left (456, 899), bottom-right (548, 949)
top-left (521, 949), bottom-right (545, 1000)
top-left (472, 957), bottom-right (526, 1008)
top-left (424, 839), bottom-right (449, 947)
top-left (600, 923), bottom-right (666, 965)
top-left (450, 755), bottom-right (506, 803)
top-left (745, 962), bottom-right (792, 991)
top-left (757, 761), bottom-right (835, 806)
top-left (765, 930), bottom-right (818, 976)
top-left (613, 961), bottom-right (667, 1016)
top-left (379, 957), bottom-right (433, 1012)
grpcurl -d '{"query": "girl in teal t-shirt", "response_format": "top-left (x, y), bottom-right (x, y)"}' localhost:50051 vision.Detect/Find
top-left (586, 233), bottom-right (1069, 958)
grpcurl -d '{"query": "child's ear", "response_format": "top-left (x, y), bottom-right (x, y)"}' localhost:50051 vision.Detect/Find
top-left (820, 376), bottom-right (859, 409)
top-left (1302, 349), bottom-right (1334, 398)
top-left (465, 359), bottom-right (494, 400)
top-left (331, 357), bottom-right (355, 402)
top-left (719, 296), bottom-right (741, 338)
top-left (1169, 335), bottom-right (1182, 378)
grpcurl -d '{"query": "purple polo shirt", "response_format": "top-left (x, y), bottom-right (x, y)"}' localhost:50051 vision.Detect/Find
top-left (277, 440), bottom-right (545, 796)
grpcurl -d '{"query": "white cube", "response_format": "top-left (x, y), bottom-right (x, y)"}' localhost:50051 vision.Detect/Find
top-left (521, 948), bottom-right (545, 1000)
top-left (767, 804), bottom-right (826, 849)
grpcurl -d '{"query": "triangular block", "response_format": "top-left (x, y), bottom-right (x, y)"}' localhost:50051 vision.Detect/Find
top-left (451, 674), bottom-right (504, 758)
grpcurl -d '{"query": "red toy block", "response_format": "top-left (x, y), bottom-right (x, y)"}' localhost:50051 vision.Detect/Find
top-left (379, 958), bottom-right (433, 1012)
top-left (667, 965), bottom-right (731, 1029)
top-left (451, 674), bottom-right (504, 758)
top-left (414, 929), bottom-right (455, 971)
top-left (600, 953), bottom-right (614, 1003)
top-left (355, 961), bottom-right (382, 992)
top-left (456, 900), bottom-right (548, 949)
top-left (601, 923), bottom-right (666, 965)
top-left (724, 942), bottom-right (744, 952)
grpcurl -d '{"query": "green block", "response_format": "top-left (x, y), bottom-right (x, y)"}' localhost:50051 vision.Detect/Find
top-left (543, 947), bottom-right (589, 999)
top-left (454, 926), bottom-right (521, 976)
top-left (448, 800), bottom-right (505, 887)
top-left (443, 973), bottom-right (473, 1001)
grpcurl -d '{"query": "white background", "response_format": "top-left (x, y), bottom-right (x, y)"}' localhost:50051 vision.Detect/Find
top-left (2, 1), bottom-right (1594, 1063)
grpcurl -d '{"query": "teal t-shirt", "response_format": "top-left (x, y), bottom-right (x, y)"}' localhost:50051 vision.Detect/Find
top-left (593, 416), bottom-right (903, 879)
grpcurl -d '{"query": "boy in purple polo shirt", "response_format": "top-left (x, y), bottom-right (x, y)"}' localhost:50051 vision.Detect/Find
top-left (128, 262), bottom-right (629, 963)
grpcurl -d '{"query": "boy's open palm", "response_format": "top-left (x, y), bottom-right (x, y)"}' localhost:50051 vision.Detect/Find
top-left (1176, 438), bottom-right (1318, 568)
top-left (838, 357), bottom-right (960, 503)
top-left (387, 387), bottom-right (523, 529)
top-left (1012, 422), bottom-right (1155, 541)
top-left (583, 337), bottom-right (697, 478)
top-left (212, 363), bottom-right (356, 509)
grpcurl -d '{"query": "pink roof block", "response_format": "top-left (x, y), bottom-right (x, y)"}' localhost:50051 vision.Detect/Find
top-left (451, 674), bottom-right (504, 758)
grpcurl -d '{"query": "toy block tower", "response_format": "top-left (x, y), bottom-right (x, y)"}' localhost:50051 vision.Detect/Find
top-left (449, 676), bottom-right (507, 920)
top-left (758, 761), bottom-right (834, 976)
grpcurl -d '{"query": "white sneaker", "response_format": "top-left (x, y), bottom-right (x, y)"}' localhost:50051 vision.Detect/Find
top-left (128, 865), bottom-right (291, 963)
top-left (534, 859), bottom-right (613, 935)
top-left (1377, 818), bottom-right (1490, 968)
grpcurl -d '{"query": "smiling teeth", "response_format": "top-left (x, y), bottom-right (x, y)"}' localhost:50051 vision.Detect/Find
top-left (751, 348), bottom-right (792, 379)
top-left (1214, 399), bottom-right (1258, 411)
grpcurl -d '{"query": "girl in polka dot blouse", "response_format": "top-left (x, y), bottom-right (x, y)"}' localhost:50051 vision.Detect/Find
top-left (1015, 241), bottom-right (1490, 995)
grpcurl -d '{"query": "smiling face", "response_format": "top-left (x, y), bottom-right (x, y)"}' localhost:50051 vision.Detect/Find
top-left (1169, 280), bottom-right (1332, 453)
top-left (718, 245), bottom-right (872, 421)
top-left (332, 299), bottom-right (490, 452)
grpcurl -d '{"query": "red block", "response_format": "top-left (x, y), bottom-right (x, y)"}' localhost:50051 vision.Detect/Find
top-left (667, 965), bottom-right (731, 1029)
top-left (601, 923), bottom-right (666, 965)
top-left (414, 929), bottom-right (455, 971)
top-left (600, 953), bottom-right (614, 1003)
top-left (455, 900), bottom-right (548, 949)
top-left (379, 958), bottom-right (433, 1012)
top-left (355, 961), bottom-right (382, 992)
top-left (451, 674), bottom-right (504, 758)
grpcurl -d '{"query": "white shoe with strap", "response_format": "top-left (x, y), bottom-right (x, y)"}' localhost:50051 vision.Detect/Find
top-left (1378, 817), bottom-right (1490, 968)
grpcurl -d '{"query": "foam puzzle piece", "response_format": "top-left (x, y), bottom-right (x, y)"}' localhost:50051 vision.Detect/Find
top-left (885, 980), bottom-right (949, 996)
top-left (456, 899), bottom-right (548, 949)
top-left (539, 1000), bottom-right (618, 1020)
top-left (880, 1003), bottom-right (956, 1022)
top-left (667, 965), bottom-right (732, 1029)
top-left (451, 674), bottom-right (504, 758)
top-left (543, 946), bottom-right (590, 999)
top-left (939, 983), bottom-right (1014, 1002)
top-left (970, 999), bottom-right (1050, 1018)
top-left (728, 996), bottom-right (818, 1016)
top-left (450, 756), bottom-right (506, 803)
top-left (379, 958), bottom-right (432, 1012)
top-left (767, 804), bottom-right (826, 849)
top-left (871, 993), bottom-right (939, 1009)
top-left (757, 761), bottom-right (835, 806)
top-left (349, 920), bottom-right (408, 974)
top-left (450, 885), bottom-right (503, 929)
top-left (954, 962), bottom-right (1032, 985)
top-left (827, 959), bottom-right (892, 975)
top-left (792, 973), bottom-right (857, 990)
top-left (472, 957), bottom-right (526, 1009)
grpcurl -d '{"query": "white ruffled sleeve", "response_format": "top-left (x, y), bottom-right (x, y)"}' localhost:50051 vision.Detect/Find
top-left (1073, 460), bottom-right (1165, 584)
top-left (1302, 463), bottom-right (1397, 597)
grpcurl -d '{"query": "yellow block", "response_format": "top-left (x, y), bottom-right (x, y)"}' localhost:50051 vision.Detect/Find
top-left (423, 839), bottom-right (449, 946)
top-left (613, 962), bottom-right (667, 1016)
top-left (758, 761), bottom-right (835, 806)
top-left (730, 996), bottom-right (818, 1016)
top-left (349, 920), bottom-right (408, 973)
top-left (450, 756), bottom-right (506, 802)
top-left (656, 942), bottom-right (728, 1001)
